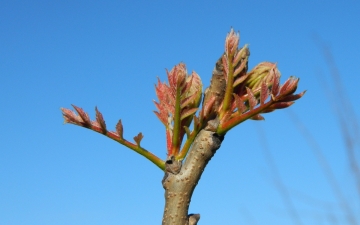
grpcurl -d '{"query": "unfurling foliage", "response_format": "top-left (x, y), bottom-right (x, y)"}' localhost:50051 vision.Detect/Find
top-left (61, 28), bottom-right (305, 225)
top-left (154, 63), bottom-right (202, 157)
top-left (61, 28), bottom-right (304, 169)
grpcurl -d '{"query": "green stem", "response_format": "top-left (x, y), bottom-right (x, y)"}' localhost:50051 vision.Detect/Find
top-left (78, 124), bottom-right (166, 170)
top-left (175, 127), bottom-right (201, 161)
top-left (220, 54), bottom-right (235, 117)
top-left (217, 100), bottom-right (273, 135)
top-left (106, 131), bottom-right (165, 170)
top-left (172, 83), bottom-right (182, 155)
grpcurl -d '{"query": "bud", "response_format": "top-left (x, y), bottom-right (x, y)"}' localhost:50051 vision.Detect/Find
top-left (225, 28), bottom-right (239, 56)
top-left (245, 62), bottom-right (280, 90)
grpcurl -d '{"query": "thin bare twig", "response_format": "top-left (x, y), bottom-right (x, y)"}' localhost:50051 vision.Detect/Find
top-left (256, 124), bottom-right (303, 225)
top-left (313, 36), bottom-right (360, 202)
top-left (287, 109), bottom-right (357, 225)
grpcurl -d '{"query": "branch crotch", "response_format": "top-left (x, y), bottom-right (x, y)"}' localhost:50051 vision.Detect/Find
top-left (162, 129), bottom-right (223, 225)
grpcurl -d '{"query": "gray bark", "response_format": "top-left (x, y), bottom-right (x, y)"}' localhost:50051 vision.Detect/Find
top-left (161, 129), bottom-right (223, 225)
top-left (161, 54), bottom-right (226, 225)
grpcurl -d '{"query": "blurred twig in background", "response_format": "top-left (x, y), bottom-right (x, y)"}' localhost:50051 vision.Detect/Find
top-left (282, 35), bottom-right (360, 224)
top-left (257, 124), bottom-right (303, 225)
top-left (313, 35), bottom-right (360, 200)
top-left (287, 109), bottom-right (357, 225)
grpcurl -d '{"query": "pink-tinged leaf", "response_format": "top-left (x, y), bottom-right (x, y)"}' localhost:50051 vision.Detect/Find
top-left (279, 77), bottom-right (299, 96)
top-left (272, 101), bottom-right (294, 109)
top-left (181, 73), bottom-right (196, 95)
top-left (153, 110), bottom-right (167, 126)
top-left (133, 132), bottom-right (144, 146)
top-left (154, 63), bottom-right (203, 156)
top-left (233, 44), bottom-right (249, 66)
top-left (180, 108), bottom-right (198, 120)
top-left (246, 87), bottom-right (257, 110)
top-left (95, 107), bottom-right (106, 133)
top-left (271, 68), bottom-right (280, 96)
top-left (233, 72), bottom-right (250, 88)
top-left (233, 94), bottom-right (246, 114)
top-left (116, 119), bottom-right (124, 139)
top-left (260, 81), bottom-right (269, 105)
top-left (225, 28), bottom-right (239, 56)
top-left (233, 59), bottom-right (248, 78)
top-left (251, 114), bottom-right (265, 120)
top-left (201, 96), bottom-right (216, 120)
top-left (61, 108), bottom-right (81, 124)
top-left (72, 104), bottom-right (91, 125)
top-left (230, 97), bottom-right (237, 112)
top-left (181, 91), bottom-right (198, 109)
top-left (278, 90), bottom-right (306, 102)
top-left (185, 71), bottom-right (202, 107)
top-left (153, 100), bottom-right (168, 126)
top-left (167, 63), bottom-right (187, 92)
top-left (261, 108), bottom-right (276, 113)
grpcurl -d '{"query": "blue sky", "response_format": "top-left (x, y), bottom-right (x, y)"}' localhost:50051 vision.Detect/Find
top-left (1, 1), bottom-right (360, 224)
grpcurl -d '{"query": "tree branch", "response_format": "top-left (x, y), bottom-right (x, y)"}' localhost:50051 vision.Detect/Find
top-left (162, 125), bottom-right (223, 225)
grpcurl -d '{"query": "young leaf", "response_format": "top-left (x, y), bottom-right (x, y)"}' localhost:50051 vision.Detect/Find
top-left (72, 105), bottom-right (91, 125)
top-left (233, 94), bottom-right (246, 114)
top-left (95, 107), bottom-right (107, 133)
top-left (246, 87), bottom-right (257, 110)
top-left (225, 28), bottom-right (239, 57)
top-left (279, 77), bottom-right (299, 96)
top-left (222, 55), bottom-right (229, 81)
top-left (277, 90), bottom-right (306, 102)
top-left (61, 107), bottom-right (81, 125)
top-left (133, 132), bottom-right (144, 146)
top-left (154, 63), bottom-right (202, 156)
top-left (116, 120), bottom-right (124, 139)
top-left (260, 81), bottom-right (269, 105)
top-left (271, 68), bottom-right (280, 96)
top-left (251, 114), bottom-right (265, 120)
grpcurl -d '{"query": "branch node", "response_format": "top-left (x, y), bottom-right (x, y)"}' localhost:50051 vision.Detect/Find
top-left (188, 214), bottom-right (200, 225)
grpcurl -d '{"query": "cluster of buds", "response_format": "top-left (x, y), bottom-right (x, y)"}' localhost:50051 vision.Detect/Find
top-left (154, 63), bottom-right (202, 157)
top-left (213, 29), bottom-right (305, 134)
top-left (61, 28), bottom-right (305, 170)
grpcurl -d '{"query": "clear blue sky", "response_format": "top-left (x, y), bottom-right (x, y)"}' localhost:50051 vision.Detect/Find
top-left (1, 1), bottom-right (360, 224)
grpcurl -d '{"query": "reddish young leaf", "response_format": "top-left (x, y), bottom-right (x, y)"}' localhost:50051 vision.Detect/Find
top-left (154, 63), bottom-right (202, 156)
top-left (233, 94), bottom-right (246, 114)
top-left (116, 119), bottom-right (124, 139)
top-left (200, 95), bottom-right (216, 120)
top-left (251, 114), bottom-right (265, 120)
top-left (61, 108), bottom-right (81, 124)
top-left (225, 28), bottom-right (239, 57)
top-left (278, 90), bottom-right (306, 102)
top-left (95, 107), bottom-right (106, 133)
top-left (72, 104), bottom-right (91, 125)
top-left (233, 72), bottom-right (250, 88)
top-left (279, 77), bottom-right (299, 96)
top-left (246, 87), bottom-right (257, 110)
top-left (260, 81), bottom-right (269, 105)
top-left (180, 108), bottom-right (199, 120)
top-left (271, 68), bottom-right (280, 96)
top-left (233, 44), bottom-right (249, 66)
top-left (133, 132), bottom-right (144, 146)
top-left (272, 101), bottom-right (294, 109)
